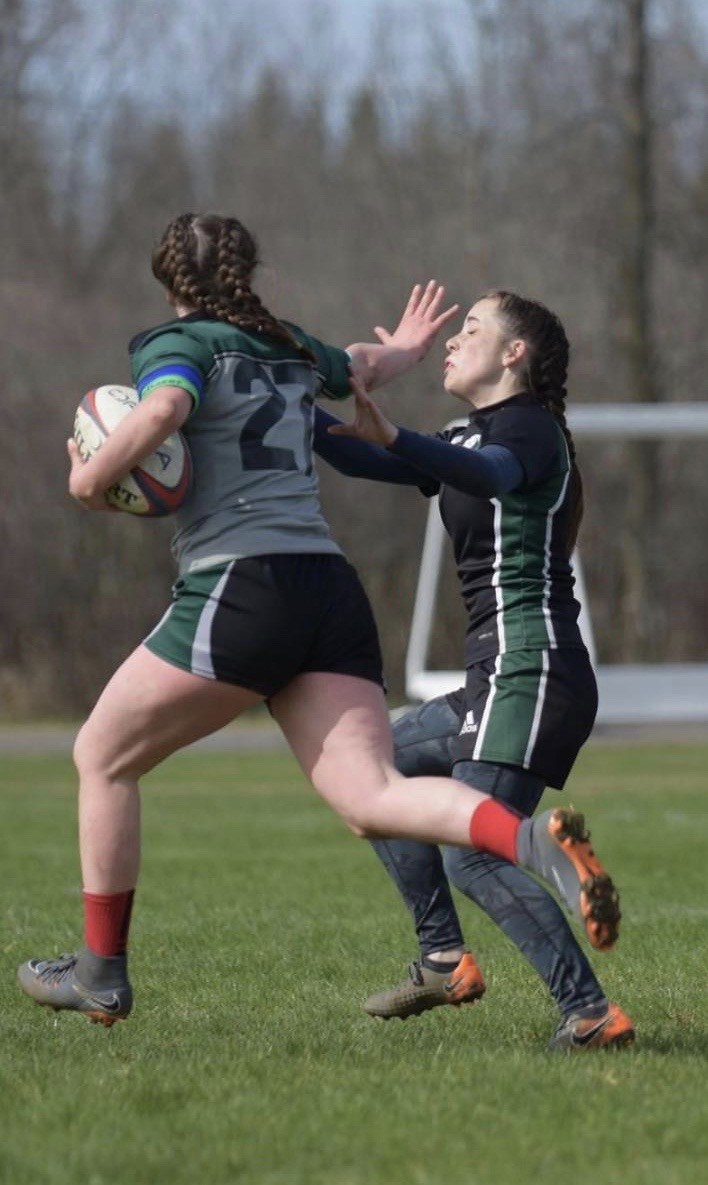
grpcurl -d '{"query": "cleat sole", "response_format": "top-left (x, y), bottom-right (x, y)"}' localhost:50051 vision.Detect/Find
top-left (34, 1000), bottom-right (126, 1027)
top-left (371, 995), bottom-right (481, 1021)
top-left (548, 1002), bottom-right (635, 1051)
top-left (608, 1029), bottom-right (636, 1049)
top-left (550, 809), bottom-right (621, 951)
top-left (86, 1012), bottom-right (124, 1027)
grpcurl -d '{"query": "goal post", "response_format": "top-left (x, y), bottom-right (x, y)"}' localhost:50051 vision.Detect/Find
top-left (405, 403), bottom-right (708, 724)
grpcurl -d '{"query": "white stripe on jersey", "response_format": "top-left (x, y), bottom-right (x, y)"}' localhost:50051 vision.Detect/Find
top-left (473, 651), bottom-right (503, 761)
top-left (190, 561), bottom-right (236, 678)
top-left (541, 436), bottom-right (571, 647)
top-left (490, 498), bottom-right (507, 655)
top-left (524, 649), bottom-right (550, 767)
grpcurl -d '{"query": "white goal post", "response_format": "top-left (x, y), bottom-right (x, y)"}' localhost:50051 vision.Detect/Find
top-left (406, 403), bottom-right (708, 724)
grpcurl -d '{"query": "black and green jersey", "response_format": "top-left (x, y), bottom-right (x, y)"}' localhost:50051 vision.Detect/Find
top-left (129, 314), bottom-right (351, 574)
top-left (436, 392), bottom-right (584, 665)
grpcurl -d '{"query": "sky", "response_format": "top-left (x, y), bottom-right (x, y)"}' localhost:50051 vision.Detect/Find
top-left (25, 0), bottom-right (708, 178)
top-left (28, 0), bottom-right (476, 133)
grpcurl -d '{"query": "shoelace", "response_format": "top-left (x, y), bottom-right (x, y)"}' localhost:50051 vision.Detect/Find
top-left (35, 954), bottom-right (78, 984)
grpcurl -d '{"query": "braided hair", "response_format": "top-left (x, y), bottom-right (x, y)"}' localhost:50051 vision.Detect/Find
top-left (485, 290), bottom-right (583, 555)
top-left (151, 213), bottom-right (314, 361)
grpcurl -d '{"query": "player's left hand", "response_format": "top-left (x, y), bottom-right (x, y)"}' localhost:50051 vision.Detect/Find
top-left (66, 439), bottom-right (117, 511)
top-left (328, 376), bottom-right (399, 447)
top-left (374, 281), bottom-right (459, 362)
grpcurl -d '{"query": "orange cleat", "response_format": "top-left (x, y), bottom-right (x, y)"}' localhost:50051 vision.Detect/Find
top-left (524, 808), bottom-right (622, 951)
top-left (548, 1002), bottom-right (635, 1051)
top-left (364, 952), bottom-right (486, 1020)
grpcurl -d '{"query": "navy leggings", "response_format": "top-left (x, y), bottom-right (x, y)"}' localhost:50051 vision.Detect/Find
top-left (371, 695), bottom-right (606, 1017)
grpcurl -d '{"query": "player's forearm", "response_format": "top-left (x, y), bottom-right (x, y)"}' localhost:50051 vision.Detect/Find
top-left (388, 430), bottom-right (525, 496)
top-left (70, 387), bottom-right (190, 498)
top-left (314, 407), bottom-right (432, 487)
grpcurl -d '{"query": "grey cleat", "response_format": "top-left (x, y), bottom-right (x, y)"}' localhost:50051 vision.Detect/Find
top-left (547, 1002), bottom-right (635, 1052)
top-left (519, 807), bottom-right (621, 951)
top-left (17, 949), bottom-right (133, 1027)
top-left (363, 952), bottom-right (486, 1020)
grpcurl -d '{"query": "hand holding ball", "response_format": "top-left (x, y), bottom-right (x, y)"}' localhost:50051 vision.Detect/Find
top-left (73, 385), bottom-right (192, 516)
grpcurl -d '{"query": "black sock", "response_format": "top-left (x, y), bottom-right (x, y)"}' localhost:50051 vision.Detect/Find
top-left (421, 954), bottom-right (462, 974)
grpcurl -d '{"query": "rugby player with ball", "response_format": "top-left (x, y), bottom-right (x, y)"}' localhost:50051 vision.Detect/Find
top-left (18, 214), bottom-right (623, 1040)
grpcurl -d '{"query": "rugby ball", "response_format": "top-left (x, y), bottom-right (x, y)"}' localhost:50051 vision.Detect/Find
top-left (73, 385), bottom-right (192, 516)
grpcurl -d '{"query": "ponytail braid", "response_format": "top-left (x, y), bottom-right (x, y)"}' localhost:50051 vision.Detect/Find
top-left (151, 213), bottom-right (314, 361)
top-left (485, 290), bottom-right (584, 556)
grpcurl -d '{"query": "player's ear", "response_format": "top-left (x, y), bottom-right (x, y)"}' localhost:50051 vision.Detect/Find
top-left (503, 338), bottom-right (527, 368)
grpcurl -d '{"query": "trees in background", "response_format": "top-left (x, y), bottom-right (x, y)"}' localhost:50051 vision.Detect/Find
top-left (1, 0), bottom-right (706, 713)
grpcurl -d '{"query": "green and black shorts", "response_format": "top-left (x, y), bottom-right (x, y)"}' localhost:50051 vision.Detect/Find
top-left (448, 648), bottom-right (598, 789)
top-left (145, 553), bottom-right (384, 698)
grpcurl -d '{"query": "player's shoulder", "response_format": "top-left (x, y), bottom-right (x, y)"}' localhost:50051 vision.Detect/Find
top-left (281, 320), bottom-right (351, 397)
top-left (129, 314), bottom-right (228, 357)
top-left (487, 392), bottom-right (559, 438)
top-left (280, 319), bottom-right (337, 361)
top-left (490, 391), bottom-right (551, 421)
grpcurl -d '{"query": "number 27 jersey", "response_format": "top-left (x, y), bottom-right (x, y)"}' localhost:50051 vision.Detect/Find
top-left (130, 313), bottom-right (351, 574)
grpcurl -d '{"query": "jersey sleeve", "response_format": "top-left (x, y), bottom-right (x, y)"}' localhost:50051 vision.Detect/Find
top-left (130, 325), bottom-right (215, 414)
top-left (388, 428), bottom-right (524, 496)
top-left (484, 406), bottom-right (564, 486)
top-left (285, 325), bottom-right (352, 400)
top-left (314, 407), bottom-right (439, 493)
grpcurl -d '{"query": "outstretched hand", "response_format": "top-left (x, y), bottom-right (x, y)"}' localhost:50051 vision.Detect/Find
top-left (374, 281), bottom-right (459, 362)
top-left (346, 280), bottom-right (458, 393)
top-left (328, 376), bottom-right (399, 447)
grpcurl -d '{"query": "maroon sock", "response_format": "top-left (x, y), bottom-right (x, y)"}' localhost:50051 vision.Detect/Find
top-left (83, 889), bottom-right (135, 957)
top-left (469, 800), bottom-right (521, 863)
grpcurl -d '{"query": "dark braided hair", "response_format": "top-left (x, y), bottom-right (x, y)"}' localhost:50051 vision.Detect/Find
top-left (484, 290), bottom-right (583, 555)
top-left (151, 213), bottom-right (314, 361)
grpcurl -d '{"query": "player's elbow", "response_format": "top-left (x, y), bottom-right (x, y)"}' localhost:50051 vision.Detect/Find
top-left (146, 386), bottom-right (191, 432)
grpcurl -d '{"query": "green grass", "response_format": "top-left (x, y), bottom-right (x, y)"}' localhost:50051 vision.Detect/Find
top-left (1, 742), bottom-right (706, 1185)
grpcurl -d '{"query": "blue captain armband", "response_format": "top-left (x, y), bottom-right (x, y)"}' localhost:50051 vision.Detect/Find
top-left (137, 363), bottom-right (205, 410)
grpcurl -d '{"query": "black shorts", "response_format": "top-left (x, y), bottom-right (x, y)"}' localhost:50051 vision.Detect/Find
top-left (145, 553), bottom-right (385, 697)
top-left (447, 648), bottom-right (598, 789)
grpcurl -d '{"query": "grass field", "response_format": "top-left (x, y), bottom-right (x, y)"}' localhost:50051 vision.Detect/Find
top-left (1, 741), bottom-right (706, 1185)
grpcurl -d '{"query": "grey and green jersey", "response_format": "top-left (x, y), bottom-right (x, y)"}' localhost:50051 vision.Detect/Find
top-left (436, 392), bottom-right (585, 664)
top-left (129, 314), bottom-right (352, 573)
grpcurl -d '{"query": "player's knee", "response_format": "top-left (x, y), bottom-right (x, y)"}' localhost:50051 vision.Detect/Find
top-left (73, 719), bottom-right (131, 782)
top-left (335, 801), bottom-right (385, 840)
top-left (336, 799), bottom-right (378, 838)
top-left (72, 721), bottom-right (96, 777)
top-left (346, 820), bottom-right (369, 839)
top-left (313, 763), bottom-right (395, 838)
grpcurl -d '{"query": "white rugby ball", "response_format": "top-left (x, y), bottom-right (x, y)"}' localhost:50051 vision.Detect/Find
top-left (73, 385), bottom-right (192, 516)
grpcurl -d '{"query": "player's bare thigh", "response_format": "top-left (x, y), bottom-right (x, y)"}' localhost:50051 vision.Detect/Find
top-left (74, 644), bottom-right (264, 781)
top-left (270, 671), bottom-right (396, 832)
